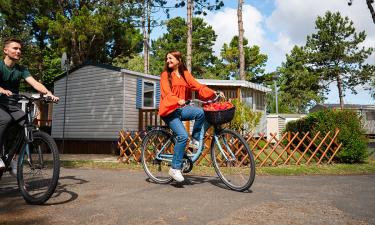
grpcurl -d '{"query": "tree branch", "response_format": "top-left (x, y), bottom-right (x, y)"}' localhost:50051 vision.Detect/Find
top-left (366, 0), bottom-right (375, 24)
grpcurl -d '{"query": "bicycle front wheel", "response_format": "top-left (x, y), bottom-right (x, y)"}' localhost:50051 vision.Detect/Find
top-left (141, 129), bottom-right (173, 184)
top-left (17, 131), bottom-right (60, 204)
top-left (211, 129), bottom-right (255, 192)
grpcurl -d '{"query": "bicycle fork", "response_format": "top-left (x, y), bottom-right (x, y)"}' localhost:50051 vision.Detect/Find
top-left (213, 133), bottom-right (236, 162)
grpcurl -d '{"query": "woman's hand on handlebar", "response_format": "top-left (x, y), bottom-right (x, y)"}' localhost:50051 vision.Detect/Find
top-left (178, 99), bottom-right (185, 106)
top-left (216, 91), bottom-right (225, 99)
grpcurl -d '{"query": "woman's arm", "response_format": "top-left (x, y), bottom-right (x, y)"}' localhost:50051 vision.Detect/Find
top-left (183, 70), bottom-right (215, 99)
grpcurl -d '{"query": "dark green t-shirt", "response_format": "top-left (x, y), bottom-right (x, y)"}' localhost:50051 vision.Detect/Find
top-left (0, 60), bottom-right (30, 94)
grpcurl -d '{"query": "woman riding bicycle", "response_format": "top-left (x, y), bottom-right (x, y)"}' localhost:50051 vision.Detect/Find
top-left (159, 50), bottom-right (224, 182)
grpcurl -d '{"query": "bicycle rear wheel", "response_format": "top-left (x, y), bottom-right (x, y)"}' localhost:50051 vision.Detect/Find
top-left (17, 131), bottom-right (60, 204)
top-left (211, 129), bottom-right (255, 191)
top-left (141, 129), bottom-right (173, 184)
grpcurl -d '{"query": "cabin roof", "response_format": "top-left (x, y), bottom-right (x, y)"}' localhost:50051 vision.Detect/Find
top-left (54, 63), bottom-right (271, 93)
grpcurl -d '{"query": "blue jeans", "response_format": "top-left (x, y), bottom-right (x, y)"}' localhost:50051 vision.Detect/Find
top-left (162, 106), bottom-right (205, 169)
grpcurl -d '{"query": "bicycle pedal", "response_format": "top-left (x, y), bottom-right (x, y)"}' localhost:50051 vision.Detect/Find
top-left (152, 159), bottom-right (161, 165)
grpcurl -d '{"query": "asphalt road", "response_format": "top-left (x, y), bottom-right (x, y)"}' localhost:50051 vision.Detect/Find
top-left (1, 168), bottom-right (375, 225)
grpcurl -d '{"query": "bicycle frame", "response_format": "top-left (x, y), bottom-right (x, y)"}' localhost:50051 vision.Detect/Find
top-left (155, 119), bottom-right (236, 165)
top-left (155, 94), bottom-right (236, 165)
top-left (0, 95), bottom-right (39, 177)
top-left (155, 122), bottom-right (210, 163)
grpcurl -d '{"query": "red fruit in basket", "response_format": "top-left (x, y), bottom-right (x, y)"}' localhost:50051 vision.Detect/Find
top-left (204, 102), bottom-right (233, 111)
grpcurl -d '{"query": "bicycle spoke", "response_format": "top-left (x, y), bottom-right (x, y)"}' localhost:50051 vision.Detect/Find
top-left (18, 131), bottom-right (60, 204)
top-left (211, 129), bottom-right (255, 191)
top-left (141, 130), bottom-right (173, 184)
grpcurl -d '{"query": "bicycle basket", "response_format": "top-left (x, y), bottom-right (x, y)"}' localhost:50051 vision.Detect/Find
top-left (204, 106), bottom-right (235, 125)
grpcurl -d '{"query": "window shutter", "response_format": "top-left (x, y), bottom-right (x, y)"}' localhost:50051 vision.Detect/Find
top-left (136, 77), bottom-right (142, 109)
top-left (155, 81), bottom-right (160, 108)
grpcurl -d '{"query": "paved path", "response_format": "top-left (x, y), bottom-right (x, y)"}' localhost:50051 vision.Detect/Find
top-left (1, 168), bottom-right (375, 225)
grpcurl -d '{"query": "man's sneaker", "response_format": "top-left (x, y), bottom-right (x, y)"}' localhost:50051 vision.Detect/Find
top-left (188, 139), bottom-right (200, 151)
top-left (168, 168), bottom-right (184, 182)
top-left (0, 158), bottom-right (5, 169)
top-left (10, 159), bottom-right (17, 177)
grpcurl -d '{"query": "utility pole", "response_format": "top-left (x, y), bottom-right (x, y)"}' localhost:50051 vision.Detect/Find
top-left (274, 74), bottom-right (279, 114)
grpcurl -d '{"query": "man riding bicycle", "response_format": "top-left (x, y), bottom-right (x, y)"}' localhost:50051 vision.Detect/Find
top-left (0, 38), bottom-right (59, 173)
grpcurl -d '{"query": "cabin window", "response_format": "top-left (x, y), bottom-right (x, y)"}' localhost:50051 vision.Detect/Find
top-left (143, 81), bottom-right (155, 108)
top-left (244, 96), bottom-right (253, 108)
top-left (256, 92), bottom-right (265, 110)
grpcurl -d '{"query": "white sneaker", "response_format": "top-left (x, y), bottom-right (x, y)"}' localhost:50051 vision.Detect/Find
top-left (0, 158), bottom-right (5, 169)
top-left (168, 168), bottom-right (184, 182)
top-left (188, 139), bottom-right (200, 151)
top-left (10, 159), bottom-right (17, 177)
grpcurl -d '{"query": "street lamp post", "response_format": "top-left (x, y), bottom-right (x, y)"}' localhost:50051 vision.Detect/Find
top-left (61, 52), bottom-right (69, 154)
top-left (274, 74), bottom-right (279, 115)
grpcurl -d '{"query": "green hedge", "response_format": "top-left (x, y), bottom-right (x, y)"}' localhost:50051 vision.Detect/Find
top-left (285, 109), bottom-right (368, 163)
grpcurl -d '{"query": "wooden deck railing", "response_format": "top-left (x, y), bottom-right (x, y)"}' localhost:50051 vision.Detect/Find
top-left (118, 129), bottom-right (342, 167)
top-left (138, 109), bottom-right (164, 131)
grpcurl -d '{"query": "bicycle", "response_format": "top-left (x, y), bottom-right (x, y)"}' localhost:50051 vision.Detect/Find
top-left (0, 94), bottom-right (60, 204)
top-left (141, 95), bottom-right (255, 192)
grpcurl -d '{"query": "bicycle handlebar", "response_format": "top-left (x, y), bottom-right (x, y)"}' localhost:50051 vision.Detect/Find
top-left (185, 92), bottom-right (222, 106)
top-left (10, 94), bottom-right (59, 103)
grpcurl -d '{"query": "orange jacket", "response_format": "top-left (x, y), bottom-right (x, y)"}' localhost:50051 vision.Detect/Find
top-left (158, 70), bottom-right (215, 117)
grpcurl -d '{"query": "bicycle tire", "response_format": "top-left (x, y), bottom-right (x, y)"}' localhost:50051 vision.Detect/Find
top-left (141, 129), bottom-right (173, 184)
top-left (17, 131), bottom-right (60, 204)
top-left (211, 129), bottom-right (255, 191)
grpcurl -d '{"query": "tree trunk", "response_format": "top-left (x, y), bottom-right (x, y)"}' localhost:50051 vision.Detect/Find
top-left (366, 0), bottom-right (375, 24)
top-left (238, 0), bottom-right (245, 80)
top-left (71, 30), bottom-right (81, 66)
top-left (142, 0), bottom-right (150, 74)
top-left (186, 0), bottom-right (193, 72)
top-left (336, 74), bottom-right (345, 110)
top-left (147, 0), bottom-right (151, 74)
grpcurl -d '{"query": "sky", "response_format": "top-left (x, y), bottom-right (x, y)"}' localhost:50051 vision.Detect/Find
top-left (151, 0), bottom-right (375, 105)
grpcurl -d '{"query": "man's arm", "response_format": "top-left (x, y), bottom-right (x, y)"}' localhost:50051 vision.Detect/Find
top-left (25, 76), bottom-right (59, 101)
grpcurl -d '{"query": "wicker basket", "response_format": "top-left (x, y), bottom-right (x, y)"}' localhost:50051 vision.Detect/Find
top-left (204, 106), bottom-right (235, 125)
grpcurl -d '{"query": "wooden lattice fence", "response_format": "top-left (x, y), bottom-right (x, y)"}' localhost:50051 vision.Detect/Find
top-left (118, 129), bottom-right (342, 167)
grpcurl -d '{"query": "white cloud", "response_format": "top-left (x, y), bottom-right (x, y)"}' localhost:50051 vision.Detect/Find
top-left (267, 0), bottom-right (375, 103)
top-left (204, 5), bottom-right (265, 55)
top-left (267, 0), bottom-right (375, 60)
top-left (202, 0), bottom-right (374, 103)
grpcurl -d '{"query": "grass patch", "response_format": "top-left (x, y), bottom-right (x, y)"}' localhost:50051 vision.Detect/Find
top-left (61, 158), bottom-right (375, 176)
top-left (256, 160), bottom-right (375, 176)
top-left (61, 160), bottom-right (144, 171)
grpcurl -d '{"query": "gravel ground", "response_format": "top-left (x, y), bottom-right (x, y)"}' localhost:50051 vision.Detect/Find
top-left (1, 168), bottom-right (374, 225)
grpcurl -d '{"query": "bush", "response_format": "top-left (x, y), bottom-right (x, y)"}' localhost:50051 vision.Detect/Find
top-left (285, 109), bottom-right (368, 163)
top-left (229, 99), bottom-right (262, 134)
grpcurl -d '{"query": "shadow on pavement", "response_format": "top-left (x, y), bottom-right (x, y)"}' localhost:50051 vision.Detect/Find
top-left (0, 175), bottom-right (20, 199)
top-left (185, 175), bottom-right (253, 193)
top-left (44, 175), bottom-right (89, 206)
top-left (145, 174), bottom-right (253, 193)
top-left (0, 175), bottom-right (89, 208)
